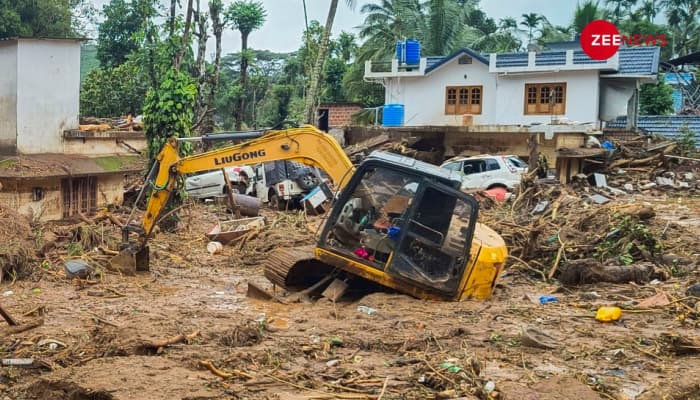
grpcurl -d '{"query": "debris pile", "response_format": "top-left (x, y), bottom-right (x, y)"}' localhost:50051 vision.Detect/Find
top-left (602, 135), bottom-right (700, 192)
top-left (78, 115), bottom-right (143, 132)
top-left (480, 171), bottom-right (698, 283)
top-left (0, 205), bottom-right (35, 280)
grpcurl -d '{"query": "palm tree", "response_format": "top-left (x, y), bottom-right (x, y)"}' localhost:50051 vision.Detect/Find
top-left (538, 17), bottom-right (574, 44)
top-left (227, 0), bottom-right (267, 130)
top-left (638, 0), bottom-right (658, 21)
top-left (573, 0), bottom-right (604, 33)
top-left (427, 0), bottom-right (468, 55)
top-left (303, 0), bottom-right (356, 124)
top-left (660, 0), bottom-right (700, 56)
top-left (337, 31), bottom-right (358, 63)
top-left (356, 0), bottom-right (424, 62)
top-left (520, 13), bottom-right (544, 44)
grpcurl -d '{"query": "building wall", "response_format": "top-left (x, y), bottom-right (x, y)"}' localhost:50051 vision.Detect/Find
top-left (16, 39), bottom-right (81, 154)
top-left (494, 70), bottom-right (600, 125)
top-left (384, 60), bottom-right (600, 126)
top-left (385, 59), bottom-right (497, 126)
top-left (0, 174), bottom-right (125, 222)
top-left (320, 105), bottom-right (362, 127)
top-left (63, 137), bottom-right (147, 155)
top-left (0, 43), bottom-right (18, 155)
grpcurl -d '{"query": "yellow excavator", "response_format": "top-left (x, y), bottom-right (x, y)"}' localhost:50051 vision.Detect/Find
top-left (113, 124), bottom-right (507, 301)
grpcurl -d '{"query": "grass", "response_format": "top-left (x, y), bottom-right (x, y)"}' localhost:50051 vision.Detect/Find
top-left (94, 156), bottom-right (127, 172)
top-left (0, 159), bottom-right (18, 169)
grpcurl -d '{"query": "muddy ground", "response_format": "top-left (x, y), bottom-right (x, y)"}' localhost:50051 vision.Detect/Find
top-left (2, 193), bottom-right (700, 400)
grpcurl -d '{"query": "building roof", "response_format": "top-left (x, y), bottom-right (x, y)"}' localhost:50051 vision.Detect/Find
top-left (422, 46), bottom-right (659, 76)
top-left (0, 154), bottom-right (145, 179)
top-left (606, 115), bottom-right (700, 147)
top-left (666, 50), bottom-right (700, 66)
top-left (424, 48), bottom-right (489, 74)
top-left (613, 46), bottom-right (660, 75)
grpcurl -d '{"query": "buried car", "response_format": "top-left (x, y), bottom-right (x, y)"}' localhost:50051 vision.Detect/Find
top-left (440, 155), bottom-right (528, 190)
top-left (185, 165), bottom-right (254, 199)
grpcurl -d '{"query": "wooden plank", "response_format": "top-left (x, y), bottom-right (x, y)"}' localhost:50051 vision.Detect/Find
top-left (321, 278), bottom-right (348, 302)
top-left (0, 304), bottom-right (18, 326)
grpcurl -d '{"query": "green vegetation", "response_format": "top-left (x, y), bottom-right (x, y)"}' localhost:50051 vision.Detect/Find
top-left (80, 44), bottom-right (99, 81)
top-left (640, 75), bottom-right (675, 116)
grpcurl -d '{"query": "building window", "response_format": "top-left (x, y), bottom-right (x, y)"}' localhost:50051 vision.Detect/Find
top-left (524, 83), bottom-right (566, 115)
top-left (458, 55), bottom-right (472, 64)
top-left (61, 176), bottom-right (97, 218)
top-left (445, 85), bottom-right (483, 115)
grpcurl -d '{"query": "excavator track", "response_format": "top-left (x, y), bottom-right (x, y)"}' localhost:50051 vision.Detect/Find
top-left (263, 245), bottom-right (335, 291)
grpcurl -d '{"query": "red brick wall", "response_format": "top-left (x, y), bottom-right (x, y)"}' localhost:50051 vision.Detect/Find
top-left (321, 104), bottom-right (362, 127)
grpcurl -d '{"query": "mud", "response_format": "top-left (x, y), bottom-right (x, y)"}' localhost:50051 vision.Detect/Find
top-left (1, 197), bottom-right (700, 400)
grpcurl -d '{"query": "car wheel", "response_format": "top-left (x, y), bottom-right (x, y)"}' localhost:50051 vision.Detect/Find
top-left (296, 173), bottom-right (319, 190)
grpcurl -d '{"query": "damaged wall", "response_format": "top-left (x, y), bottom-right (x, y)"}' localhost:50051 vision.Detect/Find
top-left (0, 173), bottom-right (126, 222)
top-left (0, 42), bottom-right (18, 155)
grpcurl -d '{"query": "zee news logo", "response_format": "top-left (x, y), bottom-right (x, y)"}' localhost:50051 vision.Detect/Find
top-left (580, 20), bottom-right (668, 60)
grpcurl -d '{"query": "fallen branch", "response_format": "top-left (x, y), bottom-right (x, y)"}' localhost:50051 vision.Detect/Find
top-left (198, 360), bottom-right (254, 379)
top-left (0, 304), bottom-right (18, 326)
top-left (141, 330), bottom-right (201, 351)
top-left (3, 318), bottom-right (44, 334)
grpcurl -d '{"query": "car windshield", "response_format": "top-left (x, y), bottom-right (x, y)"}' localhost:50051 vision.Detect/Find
top-left (506, 156), bottom-right (527, 169)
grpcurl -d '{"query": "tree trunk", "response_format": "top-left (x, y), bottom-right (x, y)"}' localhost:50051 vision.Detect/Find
top-left (193, 0), bottom-right (209, 133)
top-left (303, 0), bottom-right (339, 125)
top-left (205, 3), bottom-right (224, 135)
top-left (235, 33), bottom-right (249, 130)
top-left (174, 0), bottom-right (195, 71)
top-left (169, 0), bottom-right (177, 37)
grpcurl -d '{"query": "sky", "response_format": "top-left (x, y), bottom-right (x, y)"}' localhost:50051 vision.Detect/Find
top-left (90, 0), bottom-right (583, 56)
top-left (221, 0), bottom-right (581, 54)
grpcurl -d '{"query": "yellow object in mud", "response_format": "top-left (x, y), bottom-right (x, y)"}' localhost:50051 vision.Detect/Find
top-left (596, 306), bottom-right (622, 322)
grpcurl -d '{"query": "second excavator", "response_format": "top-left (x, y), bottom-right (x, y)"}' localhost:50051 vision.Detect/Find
top-left (113, 124), bottom-right (507, 301)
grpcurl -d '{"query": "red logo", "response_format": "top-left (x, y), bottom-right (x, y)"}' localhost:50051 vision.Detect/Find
top-left (580, 20), bottom-right (668, 60)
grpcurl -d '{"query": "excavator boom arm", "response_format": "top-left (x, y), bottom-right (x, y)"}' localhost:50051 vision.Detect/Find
top-left (136, 125), bottom-right (355, 241)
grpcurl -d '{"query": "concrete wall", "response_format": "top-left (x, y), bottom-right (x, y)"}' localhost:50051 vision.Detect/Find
top-left (385, 59), bottom-right (497, 126)
top-left (63, 137), bottom-right (147, 155)
top-left (494, 70), bottom-right (600, 125)
top-left (16, 39), bottom-right (81, 154)
top-left (0, 174), bottom-right (126, 222)
top-left (384, 59), bottom-right (600, 126)
top-left (0, 43), bottom-right (18, 155)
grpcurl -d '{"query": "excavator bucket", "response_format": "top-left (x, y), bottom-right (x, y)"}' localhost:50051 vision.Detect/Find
top-left (109, 245), bottom-right (150, 275)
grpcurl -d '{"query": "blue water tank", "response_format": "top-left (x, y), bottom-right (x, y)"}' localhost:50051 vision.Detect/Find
top-left (395, 41), bottom-right (404, 63)
top-left (404, 39), bottom-right (420, 65)
top-left (382, 104), bottom-right (404, 127)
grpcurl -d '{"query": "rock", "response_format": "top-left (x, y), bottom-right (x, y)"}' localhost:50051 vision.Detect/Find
top-left (686, 284), bottom-right (700, 298)
top-left (641, 182), bottom-right (657, 190)
top-left (623, 183), bottom-right (635, 192)
top-left (684, 172), bottom-right (694, 181)
top-left (656, 177), bottom-right (675, 187)
top-left (661, 254), bottom-right (693, 265)
top-left (678, 181), bottom-right (690, 188)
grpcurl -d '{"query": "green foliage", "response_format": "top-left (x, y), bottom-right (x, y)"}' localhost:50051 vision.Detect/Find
top-left (226, 0), bottom-right (267, 37)
top-left (143, 68), bottom-right (197, 160)
top-left (96, 0), bottom-right (149, 67)
top-left (573, 0), bottom-right (604, 33)
top-left (322, 58), bottom-right (347, 102)
top-left (677, 124), bottom-right (698, 157)
top-left (0, 0), bottom-right (74, 37)
top-left (80, 61), bottom-right (148, 117)
top-left (640, 75), bottom-right (674, 116)
top-left (80, 44), bottom-right (99, 81)
top-left (594, 215), bottom-right (662, 265)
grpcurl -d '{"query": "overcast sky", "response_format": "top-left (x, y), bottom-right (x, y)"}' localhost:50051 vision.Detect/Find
top-left (92, 0), bottom-right (584, 56)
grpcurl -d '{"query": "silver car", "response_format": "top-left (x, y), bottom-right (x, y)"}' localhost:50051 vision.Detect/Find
top-left (185, 165), bottom-right (255, 199)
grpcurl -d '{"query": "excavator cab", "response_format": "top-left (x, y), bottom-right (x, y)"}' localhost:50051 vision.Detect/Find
top-left (313, 152), bottom-right (505, 301)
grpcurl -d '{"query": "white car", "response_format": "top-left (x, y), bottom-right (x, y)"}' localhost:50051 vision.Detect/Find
top-left (440, 155), bottom-right (528, 190)
top-left (185, 165), bottom-right (255, 199)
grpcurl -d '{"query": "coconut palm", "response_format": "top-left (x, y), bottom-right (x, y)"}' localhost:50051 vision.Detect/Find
top-left (638, 0), bottom-right (659, 22)
top-left (356, 0), bottom-right (424, 62)
top-left (227, 0), bottom-right (267, 130)
top-left (660, 0), bottom-right (700, 56)
top-left (573, 0), bottom-right (604, 33)
top-left (303, 0), bottom-right (356, 124)
top-left (520, 13), bottom-right (544, 44)
top-left (427, 0), bottom-right (468, 55)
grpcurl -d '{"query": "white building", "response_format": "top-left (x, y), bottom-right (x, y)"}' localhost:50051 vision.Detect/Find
top-left (0, 37), bottom-right (82, 154)
top-left (0, 37), bottom-right (145, 221)
top-left (364, 44), bottom-right (660, 128)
